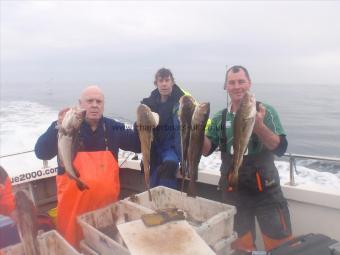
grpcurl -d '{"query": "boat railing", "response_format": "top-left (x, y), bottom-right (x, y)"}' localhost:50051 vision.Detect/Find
top-left (0, 150), bottom-right (35, 158)
top-left (1, 150), bottom-right (340, 187)
top-left (283, 153), bottom-right (340, 186)
top-left (0, 150), bottom-right (50, 168)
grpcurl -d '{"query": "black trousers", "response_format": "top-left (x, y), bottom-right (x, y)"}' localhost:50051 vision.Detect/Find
top-left (222, 188), bottom-right (292, 251)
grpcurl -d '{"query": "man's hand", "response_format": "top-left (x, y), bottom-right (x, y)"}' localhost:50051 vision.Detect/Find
top-left (253, 103), bottom-right (266, 134)
top-left (252, 104), bottom-right (280, 150)
top-left (57, 108), bottom-right (70, 126)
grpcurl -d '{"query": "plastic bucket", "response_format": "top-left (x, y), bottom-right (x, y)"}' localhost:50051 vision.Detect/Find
top-left (48, 207), bottom-right (57, 225)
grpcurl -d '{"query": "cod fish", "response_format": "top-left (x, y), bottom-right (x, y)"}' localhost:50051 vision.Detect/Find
top-left (58, 106), bottom-right (89, 190)
top-left (229, 91), bottom-right (256, 187)
top-left (136, 104), bottom-right (159, 201)
top-left (15, 190), bottom-right (40, 255)
top-left (187, 102), bottom-right (210, 197)
top-left (178, 95), bottom-right (196, 192)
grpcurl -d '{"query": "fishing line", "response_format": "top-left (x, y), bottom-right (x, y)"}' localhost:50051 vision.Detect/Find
top-left (227, 91), bottom-right (229, 112)
top-left (0, 150), bottom-right (34, 158)
top-left (119, 151), bottom-right (135, 168)
top-left (224, 64), bottom-right (229, 112)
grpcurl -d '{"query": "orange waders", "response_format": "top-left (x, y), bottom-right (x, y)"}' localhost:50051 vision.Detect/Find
top-left (0, 177), bottom-right (15, 216)
top-left (56, 150), bottom-right (120, 249)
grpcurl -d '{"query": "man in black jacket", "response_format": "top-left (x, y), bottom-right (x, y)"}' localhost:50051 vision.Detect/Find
top-left (141, 68), bottom-right (187, 189)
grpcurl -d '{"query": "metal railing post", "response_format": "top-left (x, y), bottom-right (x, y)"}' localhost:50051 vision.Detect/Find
top-left (43, 160), bottom-right (49, 168)
top-left (289, 156), bottom-right (296, 186)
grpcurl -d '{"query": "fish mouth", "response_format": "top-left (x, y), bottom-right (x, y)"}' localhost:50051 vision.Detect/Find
top-left (249, 94), bottom-right (256, 103)
top-left (244, 91), bottom-right (256, 102)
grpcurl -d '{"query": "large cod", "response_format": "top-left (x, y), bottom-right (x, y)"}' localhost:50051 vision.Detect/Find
top-left (15, 190), bottom-right (40, 255)
top-left (229, 91), bottom-right (256, 187)
top-left (178, 95), bottom-right (196, 192)
top-left (136, 104), bottom-right (159, 201)
top-left (58, 106), bottom-right (89, 190)
top-left (187, 102), bottom-right (210, 197)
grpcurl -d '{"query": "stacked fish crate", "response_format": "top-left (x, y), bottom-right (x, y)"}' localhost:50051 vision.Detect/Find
top-left (78, 200), bottom-right (154, 255)
top-left (125, 186), bottom-right (237, 255)
top-left (79, 240), bottom-right (99, 255)
top-left (78, 186), bottom-right (237, 255)
top-left (1, 230), bottom-right (80, 255)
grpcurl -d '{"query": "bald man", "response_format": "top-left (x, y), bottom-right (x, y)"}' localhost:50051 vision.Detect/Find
top-left (34, 85), bottom-right (141, 249)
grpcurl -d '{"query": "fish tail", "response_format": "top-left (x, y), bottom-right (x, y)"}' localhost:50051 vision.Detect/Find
top-left (72, 166), bottom-right (81, 178)
top-left (227, 168), bottom-right (238, 189)
top-left (181, 175), bottom-right (185, 193)
top-left (144, 166), bottom-right (152, 201)
top-left (145, 181), bottom-right (152, 201)
top-left (180, 162), bottom-right (186, 193)
top-left (148, 189), bottom-right (152, 201)
top-left (143, 164), bottom-right (152, 201)
top-left (232, 172), bottom-right (239, 186)
top-left (76, 179), bottom-right (90, 191)
top-left (179, 161), bottom-right (185, 176)
top-left (230, 174), bottom-right (238, 188)
top-left (187, 180), bottom-right (197, 197)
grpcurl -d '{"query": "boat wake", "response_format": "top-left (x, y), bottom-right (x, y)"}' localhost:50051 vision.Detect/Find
top-left (1, 100), bottom-right (339, 192)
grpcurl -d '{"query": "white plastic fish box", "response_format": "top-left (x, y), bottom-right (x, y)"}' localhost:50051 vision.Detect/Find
top-left (77, 200), bottom-right (154, 255)
top-left (79, 240), bottom-right (99, 255)
top-left (125, 186), bottom-right (237, 254)
top-left (1, 230), bottom-right (80, 255)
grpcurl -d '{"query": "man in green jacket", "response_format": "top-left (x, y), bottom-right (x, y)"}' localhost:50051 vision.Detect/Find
top-left (202, 66), bottom-right (292, 253)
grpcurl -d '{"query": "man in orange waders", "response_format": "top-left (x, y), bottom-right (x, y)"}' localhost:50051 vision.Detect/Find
top-left (202, 66), bottom-right (292, 254)
top-left (0, 166), bottom-right (15, 219)
top-left (0, 166), bottom-right (18, 249)
top-left (34, 85), bottom-right (141, 249)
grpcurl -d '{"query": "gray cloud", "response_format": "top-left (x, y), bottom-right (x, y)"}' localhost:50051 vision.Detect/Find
top-left (1, 1), bottom-right (340, 85)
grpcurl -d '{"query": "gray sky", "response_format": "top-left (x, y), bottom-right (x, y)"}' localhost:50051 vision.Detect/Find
top-left (1, 1), bottom-right (340, 85)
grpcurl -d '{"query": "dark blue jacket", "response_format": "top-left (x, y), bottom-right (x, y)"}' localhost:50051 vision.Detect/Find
top-left (141, 84), bottom-right (184, 173)
top-left (35, 117), bottom-right (141, 174)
